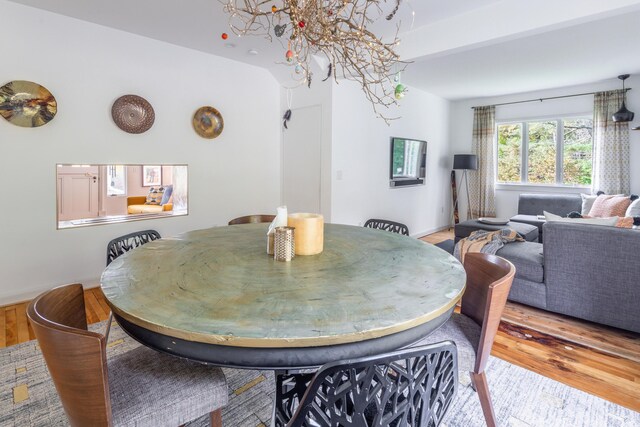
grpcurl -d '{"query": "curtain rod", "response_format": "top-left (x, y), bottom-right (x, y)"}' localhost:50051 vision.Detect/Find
top-left (471, 88), bottom-right (631, 109)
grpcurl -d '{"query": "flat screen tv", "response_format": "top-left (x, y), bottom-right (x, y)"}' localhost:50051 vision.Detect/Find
top-left (389, 137), bottom-right (427, 187)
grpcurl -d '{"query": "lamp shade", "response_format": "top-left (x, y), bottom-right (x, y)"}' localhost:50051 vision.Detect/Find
top-left (612, 101), bottom-right (635, 122)
top-left (453, 154), bottom-right (478, 170)
top-left (612, 74), bottom-right (635, 122)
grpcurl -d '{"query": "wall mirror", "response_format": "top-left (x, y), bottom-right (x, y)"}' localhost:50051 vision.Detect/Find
top-left (57, 164), bottom-right (188, 229)
top-left (389, 137), bottom-right (427, 187)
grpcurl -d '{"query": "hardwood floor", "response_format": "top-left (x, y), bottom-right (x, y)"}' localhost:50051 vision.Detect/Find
top-left (1, 233), bottom-right (639, 412)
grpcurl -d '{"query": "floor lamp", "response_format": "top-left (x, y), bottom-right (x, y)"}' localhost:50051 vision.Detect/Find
top-left (453, 154), bottom-right (478, 222)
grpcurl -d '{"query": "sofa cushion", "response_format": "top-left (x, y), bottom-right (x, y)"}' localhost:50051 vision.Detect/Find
top-left (517, 193), bottom-right (581, 217)
top-left (128, 204), bottom-right (164, 214)
top-left (510, 214), bottom-right (544, 229)
top-left (588, 194), bottom-right (631, 217)
top-left (496, 241), bottom-right (544, 283)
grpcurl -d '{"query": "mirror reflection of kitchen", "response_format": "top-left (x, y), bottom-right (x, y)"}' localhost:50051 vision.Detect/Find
top-left (56, 164), bottom-right (188, 229)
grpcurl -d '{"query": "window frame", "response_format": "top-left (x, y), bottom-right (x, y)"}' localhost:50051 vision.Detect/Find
top-left (495, 114), bottom-right (593, 189)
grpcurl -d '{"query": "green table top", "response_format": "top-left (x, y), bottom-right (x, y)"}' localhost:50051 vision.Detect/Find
top-left (101, 224), bottom-right (465, 348)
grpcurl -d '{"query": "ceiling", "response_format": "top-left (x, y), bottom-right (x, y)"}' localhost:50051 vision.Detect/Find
top-left (7, 0), bottom-right (640, 100)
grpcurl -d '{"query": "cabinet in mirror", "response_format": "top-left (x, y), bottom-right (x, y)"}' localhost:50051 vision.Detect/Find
top-left (57, 164), bottom-right (188, 229)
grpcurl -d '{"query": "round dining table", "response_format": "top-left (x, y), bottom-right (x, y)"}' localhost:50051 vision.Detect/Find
top-left (101, 223), bottom-right (466, 370)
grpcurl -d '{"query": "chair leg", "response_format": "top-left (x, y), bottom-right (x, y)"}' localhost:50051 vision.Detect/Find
top-left (470, 372), bottom-right (497, 427)
top-left (210, 408), bottom-right (223, 427)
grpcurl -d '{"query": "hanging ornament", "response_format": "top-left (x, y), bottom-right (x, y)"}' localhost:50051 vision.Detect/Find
top-left (274, 24), bottom-right (286, 37)
top-left (298, 21), bottom-right (305, 28)
top-left (295, 64), bottom-right (302, 74)
top-left (322, 63), bottom-right (332, 82)
top-left (221, 33), bottom-right (228, 40)
top-left (394, 73), bottom-right (400, 83)
top-left (394, 83), bottom-right (407, 100)
top-left (286, 41), bottom-right (294, 62)
top-left (283, 89), bottom-right (293, 129)
top-left (271, 5), bottom-right (277, 13)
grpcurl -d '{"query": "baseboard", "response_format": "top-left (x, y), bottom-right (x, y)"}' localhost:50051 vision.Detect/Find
top-left (0, 280), bottom-right (101, 307)
top-left (411, 224), bottom-right (452, 239)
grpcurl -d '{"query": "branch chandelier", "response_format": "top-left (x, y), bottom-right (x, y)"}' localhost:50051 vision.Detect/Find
top-left (221, 0), bottom-right (411, 122)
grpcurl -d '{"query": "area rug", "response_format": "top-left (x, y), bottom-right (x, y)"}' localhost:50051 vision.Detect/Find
top-left (1, 321), bottom-right (638, 427)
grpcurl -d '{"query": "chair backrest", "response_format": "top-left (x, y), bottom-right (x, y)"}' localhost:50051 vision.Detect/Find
top-left (228, 214), bottom-right (276, 225)
top-left (106, 229), bottom-right (161, 266)
top-left (364, 218), bottom-right (410, 236)
top-left (285, 342), bottom-right (457, 427)
top-left (26, 284), bottom-right (113, 426)
top-left (461, 252), bottom-right (515, 373)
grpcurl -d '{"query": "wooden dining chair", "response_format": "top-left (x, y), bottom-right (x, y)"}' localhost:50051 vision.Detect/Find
top-left (27, 283), bottom-right (228, 427)
top-left (364, 218), bottom-right (410, 236)
top-left (106, 229), bottom-right (161, 266)
top-left (228, 214), bottom-right (276, 225)
top-left (276, 342), bottom-right (458, 427)
top-left (410, 252), bottom-right (515, 427)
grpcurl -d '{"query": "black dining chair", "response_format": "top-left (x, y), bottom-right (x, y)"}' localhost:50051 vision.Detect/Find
top-left (364, 218), bottom-right (410, 236)
top-left (104, 230), bottom-right (161, 338)
top-left (274, 342), bottom-right (458, 427)
top-left (106, 229), bottom-right (161, 266)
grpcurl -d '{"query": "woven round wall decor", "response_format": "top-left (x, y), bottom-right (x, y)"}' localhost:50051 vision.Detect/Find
top-left (192, 106), bottom-right (224, 139)
top-left (0, 80), bottom-right (57, 128)
top-left (111, 95), bottom-right (155, 134)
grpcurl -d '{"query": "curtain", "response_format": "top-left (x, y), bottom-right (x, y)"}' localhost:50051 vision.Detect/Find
top-left (469, 105), bottom-right (496, 218)
top-left (592, 90), bottom-right (630, 194)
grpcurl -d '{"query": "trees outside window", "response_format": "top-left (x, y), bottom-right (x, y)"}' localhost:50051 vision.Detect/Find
top-left (497, 117), bottom-right (592, 186)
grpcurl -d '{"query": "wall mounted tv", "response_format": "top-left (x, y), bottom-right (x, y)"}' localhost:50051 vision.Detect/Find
top-left (389, 137), bottom-right (427, 187)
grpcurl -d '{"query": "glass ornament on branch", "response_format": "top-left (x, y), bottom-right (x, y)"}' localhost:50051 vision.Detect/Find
top-left (221, 0), bottom-right (410, 123)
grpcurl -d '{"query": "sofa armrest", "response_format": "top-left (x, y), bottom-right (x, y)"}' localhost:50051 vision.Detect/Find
top-left (127, 196), bottom-right (147, 206)
top-left (518, 193), bottom-right (581, 216)
top-left (543, 221), bottom-right (640, 333)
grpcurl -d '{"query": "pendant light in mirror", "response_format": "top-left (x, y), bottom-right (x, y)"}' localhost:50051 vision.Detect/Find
top-left (612, 74), bottom-right (634, 122)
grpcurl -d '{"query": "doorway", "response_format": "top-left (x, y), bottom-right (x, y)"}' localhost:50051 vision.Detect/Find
top-left (282, 105), bottom-right (322, 213)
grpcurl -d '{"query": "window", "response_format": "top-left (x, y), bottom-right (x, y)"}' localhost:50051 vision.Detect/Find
top-left (106, 165), bottom-right (127, 196)
top-left (496, 117), bottom-right (592, 186)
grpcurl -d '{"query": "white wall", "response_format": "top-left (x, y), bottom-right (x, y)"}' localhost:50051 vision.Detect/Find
top-left (331, 81), bottom-right (452, 237)
top-left (0, 1), bottom-right (280, 304)
top-left (449, 76), bottom-right (640, 218)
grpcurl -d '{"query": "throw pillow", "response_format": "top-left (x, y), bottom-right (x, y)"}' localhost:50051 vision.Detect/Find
top-left (580, 193), bottom-right (598, 215)
top-left (544, 211), bottom-right (618, 226)
top-left (588, 194), bottom-right (631, 217)
top-left (626, 198), bottom-right (640, 217)
top-left (160, 185), bottom-right (173, 205)
top-left (145, 186), bottom-right (165, 205)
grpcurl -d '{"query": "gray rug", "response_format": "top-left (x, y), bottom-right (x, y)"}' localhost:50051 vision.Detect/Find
top-left (1, 321), bottom-right (638, 427)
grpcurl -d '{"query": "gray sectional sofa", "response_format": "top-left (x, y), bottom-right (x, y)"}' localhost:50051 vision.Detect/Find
top-left (493, 193), bottom-right (640, 334)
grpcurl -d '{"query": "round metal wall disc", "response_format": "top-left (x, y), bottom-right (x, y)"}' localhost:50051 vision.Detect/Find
top-left (111, 94), bottom-right (155, 134)
top-left (192, 106), bottom-right (224, 139)
top-left (0, 80), bottom-right (57, 128)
